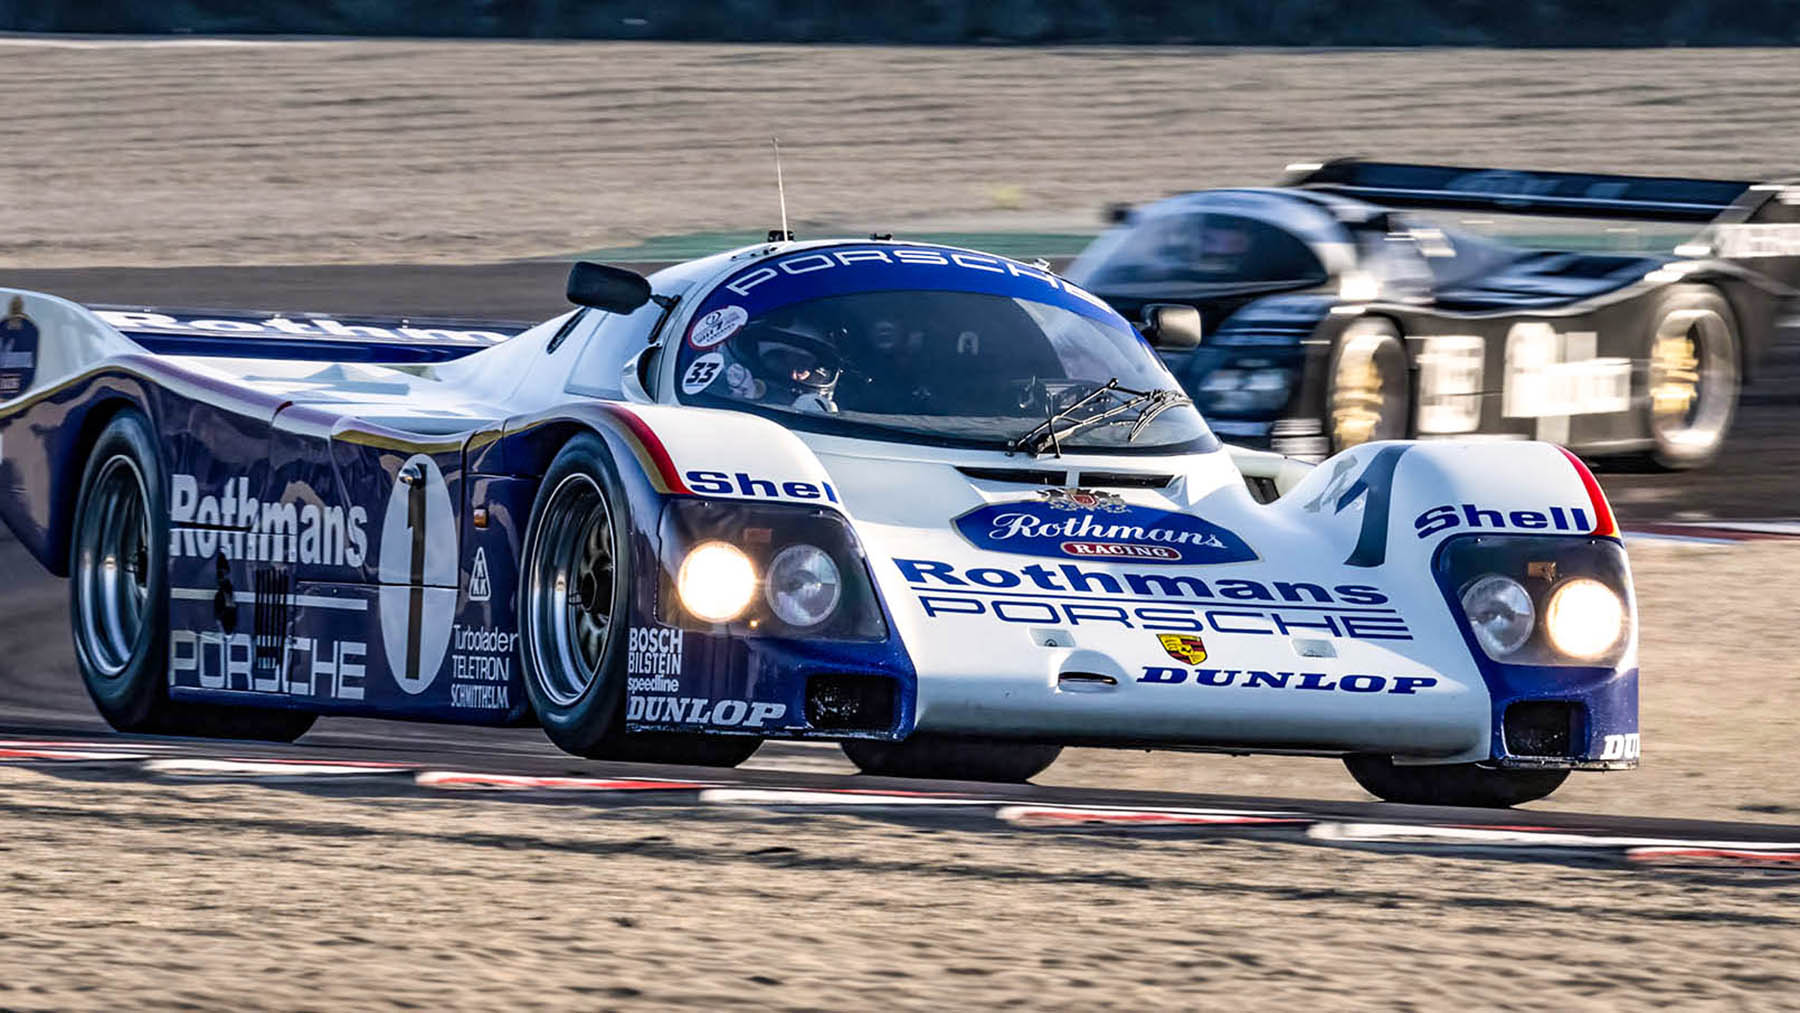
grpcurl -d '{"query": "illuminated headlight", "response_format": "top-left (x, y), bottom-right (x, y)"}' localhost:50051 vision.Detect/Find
top-left (1543, 578), bottom-right (1626, 660)
top-left (765, 543), bottom-right (842, 628)
top-left (676, 541), bottom-right (757, 623)
top-left (1460, 574), bottom-right (1535, 657)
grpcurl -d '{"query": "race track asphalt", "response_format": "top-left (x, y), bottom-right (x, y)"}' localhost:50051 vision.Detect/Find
top-left (2, 263), bottom-right (1797, 849)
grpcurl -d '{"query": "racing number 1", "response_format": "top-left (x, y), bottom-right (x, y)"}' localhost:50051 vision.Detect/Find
top-left (403, 462), bottom-right (429, 685)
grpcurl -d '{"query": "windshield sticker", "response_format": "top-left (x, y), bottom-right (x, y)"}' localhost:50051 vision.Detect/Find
top-left (680, 352), bottom-right (726, 394)
top-left (688, 305), bottom-right (748, 349)
top-left (954, 490), bottom-right (1256, 566)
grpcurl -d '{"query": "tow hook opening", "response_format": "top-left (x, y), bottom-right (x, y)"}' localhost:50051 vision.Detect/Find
top-left (1057, 671), bottom-right (1118, 692)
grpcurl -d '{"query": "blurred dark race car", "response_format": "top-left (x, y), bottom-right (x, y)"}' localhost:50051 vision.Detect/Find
top-left (1065, 160), bottom-right (1800, 468)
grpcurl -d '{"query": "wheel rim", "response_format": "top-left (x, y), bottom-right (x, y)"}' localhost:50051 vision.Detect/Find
top-left (1649, 308), bottom-right (1734, 454)
top-left (74, 454), bottom-right (152, 678)
top-left (523, 473), bottom-right (616, 707)
top-left (1330, 327), bottom-right (1407, 449)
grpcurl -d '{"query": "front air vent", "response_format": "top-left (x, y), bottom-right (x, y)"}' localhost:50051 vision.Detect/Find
top-left (956, 466), bottom-right (1066, 486)
top-left (805, 674), bottom-right (898, 733)
top-left (1077, 471), bottom-right (1175, 489)
top-left (1503, 701), bottom-right (1578, 759)
top-left (955, 467), bottom-right (1176, 489)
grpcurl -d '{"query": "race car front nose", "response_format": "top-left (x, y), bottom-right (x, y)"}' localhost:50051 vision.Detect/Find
top-left (1432, 533), bottom-right (1640, 767)
top-left (902, 632), bottom-right (1489, 758)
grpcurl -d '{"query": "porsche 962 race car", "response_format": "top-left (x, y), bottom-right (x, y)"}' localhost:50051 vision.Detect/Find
top-left (0, 238), bottom-right (1639, 805)
top-left (1067, 160), bottom-right (1800, 468)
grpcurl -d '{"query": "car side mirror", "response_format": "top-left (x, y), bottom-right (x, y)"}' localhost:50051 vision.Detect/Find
top-left (567, 261), bottom-right (652, 313)
top-left (1141, 303), bottom-right (1202, 350)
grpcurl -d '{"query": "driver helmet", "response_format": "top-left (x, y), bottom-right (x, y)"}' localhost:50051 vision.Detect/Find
top-left (727, 316), bottom-right (844, 414)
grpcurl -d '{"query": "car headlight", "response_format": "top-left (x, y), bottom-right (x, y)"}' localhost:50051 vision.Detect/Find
top-left (1460, 574), bottom-right (1535, 658)
top-left (1435, 535), bottom-right (1633, 667)
top-left (676, 541), bottom-right (757, 623)
top-left (659, 499), bottom-right (889, 641)
top-left (1543, 578), bottom-right (1626, 660)
top-left (765, 543), bottom-right (842, 628)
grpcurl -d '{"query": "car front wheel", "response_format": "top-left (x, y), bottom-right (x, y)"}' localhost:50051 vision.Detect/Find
top-left (519, 433), bottom-right (760, 767)
top-left (841, 734), bottom-right (1062, 783)
top-left (1343, 754), bottom-right (1568, 808)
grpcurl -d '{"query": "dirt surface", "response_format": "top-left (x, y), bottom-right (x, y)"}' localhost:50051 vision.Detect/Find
top-left (5, 38), bottom-right (1799, 268)
top-left (1, 766), bottom-right (1797, 1013)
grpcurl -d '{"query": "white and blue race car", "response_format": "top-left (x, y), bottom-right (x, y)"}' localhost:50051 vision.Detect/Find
top-left (0, 239), bottom-right (1639, 805)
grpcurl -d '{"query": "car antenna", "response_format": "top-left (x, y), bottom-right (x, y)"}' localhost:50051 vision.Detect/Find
top-left (767, 137), bottom-right (794, 243)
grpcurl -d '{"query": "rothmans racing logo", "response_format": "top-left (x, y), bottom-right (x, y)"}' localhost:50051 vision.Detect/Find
top-left (953, 489), bottom-right (1255, 566)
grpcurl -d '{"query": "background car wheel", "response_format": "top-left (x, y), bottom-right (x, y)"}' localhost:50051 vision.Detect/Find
top-left (1327, 318), bottom-right (1410, 454)
top-left (1643, 286), bottom-right (1739, 470)
top-left (1343, 754), bottom-right (1568, 808)
top-left (519, 434), bottom-right (761, 766)
top-left (70, 411), bottom-right (314, 742)
top-left (841, 735), bottom-right (1062, 783)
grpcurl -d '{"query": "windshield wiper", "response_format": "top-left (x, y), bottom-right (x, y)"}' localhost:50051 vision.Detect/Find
top-left (1008, 381), bottom-right (1192, 457)
top-left (1126, 387), bottom-right (1192, 442)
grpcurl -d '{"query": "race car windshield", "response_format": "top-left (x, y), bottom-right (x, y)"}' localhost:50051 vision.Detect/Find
top-left (673, 281), bottom-right (1216, 454)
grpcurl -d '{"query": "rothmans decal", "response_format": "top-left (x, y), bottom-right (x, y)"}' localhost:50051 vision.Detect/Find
top-left (953, 489), bottom-right (1255, 566)
top-left (95, 310), bottom-right (512, 346)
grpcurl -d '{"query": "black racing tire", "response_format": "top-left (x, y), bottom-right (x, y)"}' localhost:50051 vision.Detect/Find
top-left (70, 411), bottom-right (314, 742)
top-left (1326, 318), bottom-right (1411, 454)
top-left (1343, 754), bottom-right (1569, 808)
top-left (519, 433), bottom-right (761, 767)
top-left (841, 735), bottom-right (1062, 784)
top-left (599, 733), bottom-right (764, 768)
top-left (1640, 285), bottom-right (1739, 470)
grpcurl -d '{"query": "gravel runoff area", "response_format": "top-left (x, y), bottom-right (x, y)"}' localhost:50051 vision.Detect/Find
top-left (4, 39), bottom-right (1799, 267)
top-left (1, 765), bottom-right (1797, 1013)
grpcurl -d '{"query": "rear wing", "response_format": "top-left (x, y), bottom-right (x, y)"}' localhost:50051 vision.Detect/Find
top-left (90, 305), bottom-right (535, 364)
top-left (1282, 159), bottom-right (1764, 224)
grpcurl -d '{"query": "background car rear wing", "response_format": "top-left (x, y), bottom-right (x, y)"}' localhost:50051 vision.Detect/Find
top-left (1282, 159), bottom-right (1769, 224)
top-left (89, 305), bottom-right (534, 364)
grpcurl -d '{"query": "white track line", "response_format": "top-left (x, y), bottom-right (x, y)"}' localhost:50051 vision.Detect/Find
top-left (701, 788), bottom-right (1004, 807)
top-left (416, 771), bottom-right (707, 791)
top-left (1308, 821), bottom-right (1800, 852)
top-left (143, 758), bottom-right (414, 777)
top-left (996, 805), bottom-right (1302, 827)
